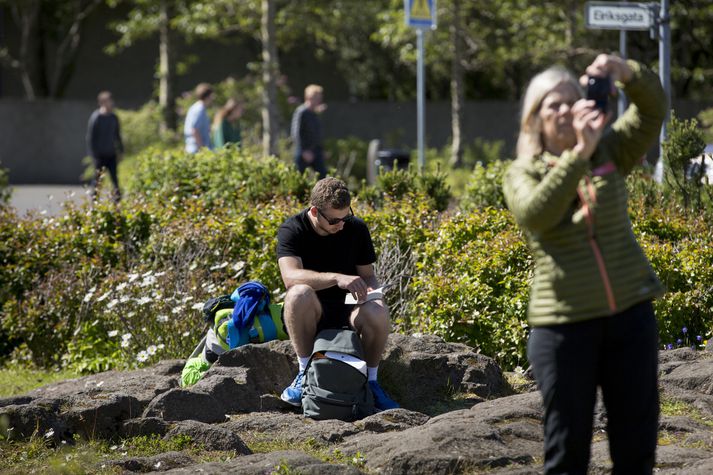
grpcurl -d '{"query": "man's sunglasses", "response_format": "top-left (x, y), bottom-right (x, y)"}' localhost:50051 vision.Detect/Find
top-left (317, 207), bottom-right (354, 225)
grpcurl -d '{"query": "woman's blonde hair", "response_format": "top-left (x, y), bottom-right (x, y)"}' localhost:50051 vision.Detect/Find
top-left (516, 66), bottom-right (583, 158)
top-left (212, 98), bottom-right (241, 130)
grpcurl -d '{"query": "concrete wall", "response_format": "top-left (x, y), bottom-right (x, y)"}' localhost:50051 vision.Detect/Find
top-left (0, 99), bottom-right (94, 184)
top-left (1, 98), bottom-right (711, 184)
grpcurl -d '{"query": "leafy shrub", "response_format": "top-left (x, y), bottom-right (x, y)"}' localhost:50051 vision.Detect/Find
top-left (0, 162), bottom-right (11, 206)
top-left (124, 146), bottom-right (315, 209)
top-left (359, 165), bottom-right (451, 212)
top-left (404, 208), bottom-right (531, 369)
top-left (460, 159), bottom-right (510, 210)
top-left (3, 144), bottom-right (713, 374)
top-left (662, 112), bottom-right (707, 210)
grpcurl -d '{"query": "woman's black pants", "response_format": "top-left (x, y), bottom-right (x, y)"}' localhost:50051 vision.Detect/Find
top-left (528, 300), bottom-right (659, 475)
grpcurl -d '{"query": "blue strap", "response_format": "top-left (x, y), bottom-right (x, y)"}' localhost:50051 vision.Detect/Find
top-left (257, 311), bottom-right (277, 341)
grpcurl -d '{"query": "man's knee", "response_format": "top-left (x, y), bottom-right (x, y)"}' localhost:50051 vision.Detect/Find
top-left (357, 302), bottom-right (391, 333)
top-left (284, 285), bottom-right (319, 315)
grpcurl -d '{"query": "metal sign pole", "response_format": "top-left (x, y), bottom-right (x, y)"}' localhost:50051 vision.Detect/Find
top-left (417, 28), bottom-right (425, 173)
top-left (654, 0), bottom-right (670, 182)
top-left (619, 29), bottom-right (627, 118)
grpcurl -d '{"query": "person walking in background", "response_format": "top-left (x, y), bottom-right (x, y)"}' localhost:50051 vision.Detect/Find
top-left (502, 54), bottom-right (666, 474)
top-left (86, 90), bottom-right (123, 203)
top-left (184, 83), bottom-right (214, 154)
top-left (212, 98), bottom-right (243, 149)
top-left (291, 84), bottom-right (327, 178)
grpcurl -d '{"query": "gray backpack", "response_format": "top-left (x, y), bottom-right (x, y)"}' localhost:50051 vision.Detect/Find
top-left (302, 329), bottom-right (375, 421)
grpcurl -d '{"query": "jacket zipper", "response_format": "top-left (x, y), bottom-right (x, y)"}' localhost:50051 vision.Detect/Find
top-left (577, 176), bottom-right (617, 312)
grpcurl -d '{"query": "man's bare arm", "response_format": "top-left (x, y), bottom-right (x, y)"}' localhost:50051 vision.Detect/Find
top-left (279, 256), bottom-right (370, 301)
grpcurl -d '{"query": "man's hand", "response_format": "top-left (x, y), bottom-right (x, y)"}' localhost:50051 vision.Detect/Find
top-left (336, 274), bottom-right (369, 303)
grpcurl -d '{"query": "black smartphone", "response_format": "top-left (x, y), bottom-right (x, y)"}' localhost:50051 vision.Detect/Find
top-left (586, 76), bottom-right (611, 112)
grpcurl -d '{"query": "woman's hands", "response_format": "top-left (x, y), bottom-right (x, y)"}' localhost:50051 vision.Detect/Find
top-left (571, 99), bottom-right (608, 161)
top-left (580, 53), bottom-right (633, 87)
top-left (571, 54), bottom-right (632, 161)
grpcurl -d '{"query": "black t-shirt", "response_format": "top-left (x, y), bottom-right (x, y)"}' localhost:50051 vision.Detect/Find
top-left (277, 209), bottom-right (376, 302)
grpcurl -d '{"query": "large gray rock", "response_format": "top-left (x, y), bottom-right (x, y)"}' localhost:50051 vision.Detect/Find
top-left (153, 450), bottom-right (362, 475)
top-left (337, 392), bottom-right (543, 474)
top-left (3, 335), bottom-right (713, 474)
top-left (164, 420), bottom-right (251, 453)
top-left (142, 388), bottom-right (227, 423)
top-left (378, 334), bottom-right (512, 412)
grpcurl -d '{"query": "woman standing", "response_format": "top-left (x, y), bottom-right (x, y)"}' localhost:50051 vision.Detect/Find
top-left (503, 54), bottom-right (666, 474)
top-left (212, 98), bottom-right (243, 148)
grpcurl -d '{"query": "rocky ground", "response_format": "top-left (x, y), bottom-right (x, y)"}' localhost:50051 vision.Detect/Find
top-left (1, 334), bottom-right (712, 474)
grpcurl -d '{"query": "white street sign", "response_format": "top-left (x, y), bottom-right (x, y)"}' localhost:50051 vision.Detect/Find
top-left (585, 2), bottom-right (655, 31)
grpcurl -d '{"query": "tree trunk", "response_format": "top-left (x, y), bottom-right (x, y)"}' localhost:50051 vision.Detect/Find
top-left (48, 0), bottom-right (101, 98)
top-left (449, 0), bottom-right (465, 168)
top-left (261, 0), bottom-right (279, 157)
top-left (11, 2), bottom-right (40, 99)
top-left (158, 0), bottom-right (177, 131)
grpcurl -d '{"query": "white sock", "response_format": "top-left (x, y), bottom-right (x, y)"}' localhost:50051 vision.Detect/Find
top-left (367, 366), bottom-right (378, 382)
top-left (298, 356), bottom-right (310, 372)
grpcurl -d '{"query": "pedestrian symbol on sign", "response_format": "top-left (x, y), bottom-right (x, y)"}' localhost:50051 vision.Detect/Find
top-left (405, 0), bottom-right (436, 29)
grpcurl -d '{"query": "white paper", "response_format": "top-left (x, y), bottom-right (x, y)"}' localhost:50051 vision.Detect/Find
top-left (344, 286), bottom-right (384, 305)
top-left (324, 351), bottom-right (367, 376)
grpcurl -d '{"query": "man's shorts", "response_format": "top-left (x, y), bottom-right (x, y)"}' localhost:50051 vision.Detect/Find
top-left (317, 300), bottom-right (356, 332)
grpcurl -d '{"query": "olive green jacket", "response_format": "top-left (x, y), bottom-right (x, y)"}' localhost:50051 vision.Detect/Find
top-left (503, 61), bottom-right (667, 326)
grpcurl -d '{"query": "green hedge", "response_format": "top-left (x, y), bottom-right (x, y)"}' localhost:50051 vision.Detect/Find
top-left (1, 148), bottom-right (712, 373)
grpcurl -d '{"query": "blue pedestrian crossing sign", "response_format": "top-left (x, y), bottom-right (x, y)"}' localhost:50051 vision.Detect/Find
top-left (405, 0), bottom-right (437, 29)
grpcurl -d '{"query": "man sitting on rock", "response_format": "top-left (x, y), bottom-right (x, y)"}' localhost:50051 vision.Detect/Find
top-left (276, 177), bottom-right (399, 411)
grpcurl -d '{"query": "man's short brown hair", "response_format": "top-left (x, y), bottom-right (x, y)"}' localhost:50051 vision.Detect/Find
top-left (195, 83), bottom-right (214, 100)
top-left (310, 177), bottom-right (350, 210)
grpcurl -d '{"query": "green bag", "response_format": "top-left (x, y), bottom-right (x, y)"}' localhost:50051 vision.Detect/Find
top-left (302, 329), bottom-right (375, 421)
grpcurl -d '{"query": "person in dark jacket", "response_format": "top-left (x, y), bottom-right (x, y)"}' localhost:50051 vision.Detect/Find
top-left (503, 54), bottom-right (666, 474)
top-left (86, 91), bottom-right (123, 202)
top-left (291, 84), bottom-right (327, 178)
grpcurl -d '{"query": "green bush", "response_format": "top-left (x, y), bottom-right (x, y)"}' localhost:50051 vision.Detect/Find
top-left (460, 159), bottom-right (510, 210)
top-left (0, 162), bottom-right (11, 206)
top-left (2, 145), bottom-right (713, 374)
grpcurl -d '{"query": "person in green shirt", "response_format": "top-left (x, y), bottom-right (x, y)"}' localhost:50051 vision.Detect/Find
top-left (503, 54), bottom-right (666, 474)
top-left (212, 98), bottom-right (243, 148)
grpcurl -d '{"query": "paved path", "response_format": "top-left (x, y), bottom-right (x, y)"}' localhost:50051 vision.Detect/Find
top-left (8, 185), bottom-right (89, 216)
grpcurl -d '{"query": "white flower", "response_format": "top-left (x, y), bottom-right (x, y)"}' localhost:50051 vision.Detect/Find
top-left (128, 273), bottom-right (140, 283)
top-left (171, 307), bottom-right (182, 314)
top-left (107, 330), bottom-right (119, 337)
top-left (116, 282), bottom-right (128, 292)
top-left (119, 296), bottom-right (130, 303)
top-left (126, 312), bottom-right (136, 318)
top-left (107, 299), bottom-right (119, 309)
top-left (182, 295), bottom-right (194, 302)
top-left (136, 351), bottom-right (149, 363)
top-left (121, 340), bottom-right (131, 348)
top-left (209, 262), bottom-right (229, 271)
top-left (154, 461), bottom-right (162, 469)
top-left (157, 344), bottom-right (165, 350)
top-left (140, 276), bottom-right (156, 287)
top-left (136, 297), bottom-right (151, 306)
top-left (182, 331), bottom-right (190, 337)
top-left (121, 333), bottom-right (132, 341)
top-left (157, 315), bottom-right (169, 323)
top-left (154, 271), bottom-right (166, 277)
top-left (97, 291), bottom-right (111, 302)
top-left (44, 428), bottom-right (55, 438)
top-left (96, 381), bottom-right (105, 387)
top-left (232, 261), bottom-right (246, 271)
top-left (191, 302), bottom-right (203, 310)
top-left (147, 345), bottom-right (158, 355)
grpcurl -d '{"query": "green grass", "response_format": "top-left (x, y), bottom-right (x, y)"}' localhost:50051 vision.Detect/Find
top-left (660, 397), bottom-right (713, 427)
top-left (0, 367), bottom-right (80, 398)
